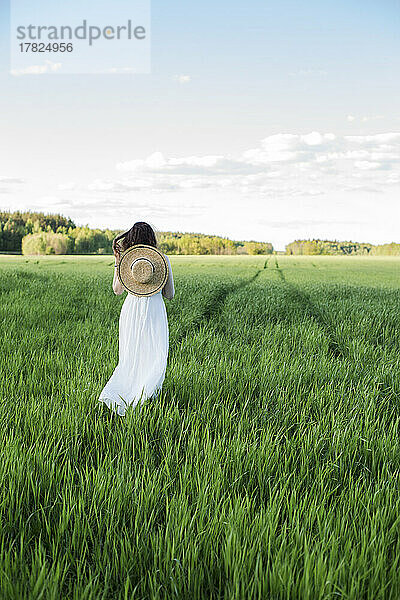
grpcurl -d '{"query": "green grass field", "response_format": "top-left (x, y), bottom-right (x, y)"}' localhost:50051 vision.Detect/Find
top-left (1, 253), bottom-right (400, 599)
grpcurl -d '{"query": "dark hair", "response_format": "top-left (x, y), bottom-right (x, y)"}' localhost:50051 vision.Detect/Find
top-left (113, 221), bottom-right (157, 257)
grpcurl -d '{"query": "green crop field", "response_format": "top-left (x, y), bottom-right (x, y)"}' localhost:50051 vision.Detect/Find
top-left (1, 253), bottom-right (400, 599)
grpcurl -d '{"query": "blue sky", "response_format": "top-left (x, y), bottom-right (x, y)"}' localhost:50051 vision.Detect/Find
top-left (0, 0), bottom-right (399, 249)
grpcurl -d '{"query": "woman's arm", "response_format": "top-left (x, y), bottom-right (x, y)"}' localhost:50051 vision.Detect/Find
top-left (162, 255), bottom-right (175, 300)
top-left (113, 266), bottom-right (125, 295)
top-left (112, 247), bottom-right (125, 295)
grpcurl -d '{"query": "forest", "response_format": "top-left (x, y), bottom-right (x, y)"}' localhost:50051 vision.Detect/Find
top-left (0, 211), bottom-right (273, 255)
top-left (1, 210), bottom-right (398, 256)
top-left (285, 238), bottom-right (400, 256)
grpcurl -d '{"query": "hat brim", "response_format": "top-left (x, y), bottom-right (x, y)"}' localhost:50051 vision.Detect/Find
top-left (117, 245), bottom-right (168, 297)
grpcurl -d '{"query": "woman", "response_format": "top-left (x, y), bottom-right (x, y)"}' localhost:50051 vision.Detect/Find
top-left (97, 221), bottom-right (175, 416)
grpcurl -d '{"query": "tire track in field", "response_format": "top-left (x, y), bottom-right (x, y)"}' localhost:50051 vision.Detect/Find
top-left (275, 258), bottom-right (400, 407)
top-left (273, 257), bottom-right (345, 359)
top-left (173, 257), bottom-right (270, 346)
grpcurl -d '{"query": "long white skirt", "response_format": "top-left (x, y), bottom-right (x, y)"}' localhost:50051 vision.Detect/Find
top-left (98, 291), bottom-right (169, 416)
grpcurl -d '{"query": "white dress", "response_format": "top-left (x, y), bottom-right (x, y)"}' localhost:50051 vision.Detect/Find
top-left (98, 290), bottom-right (169, 416)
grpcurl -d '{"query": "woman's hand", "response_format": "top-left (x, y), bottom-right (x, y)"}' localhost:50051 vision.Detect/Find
top-left (113, 245), bottom-right (120, 263)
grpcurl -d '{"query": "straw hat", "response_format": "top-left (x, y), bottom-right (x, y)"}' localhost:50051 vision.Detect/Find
top-left (117, 244), bottom-right (168, 297)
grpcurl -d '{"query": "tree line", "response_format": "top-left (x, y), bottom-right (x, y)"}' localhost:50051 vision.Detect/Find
top-left (0, 210), bottom-right (273, 255)
top-left (285, 239), bottom-right (400, 256)
top-left (2, 211), bottom-right (398, 256)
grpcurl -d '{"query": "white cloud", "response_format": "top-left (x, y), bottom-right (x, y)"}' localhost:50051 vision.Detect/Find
top-left (354, 161), bottom-right (383, 171)
top-left (346, 132), bottom-right (399, 144)
top-left (0, 176), bottom-right (25, 184)
top-left (386, 174), bottom-right (400, 184)
top-left (173, 74), bottom-right (191, 84)
top-left (110, 131), bottom-right (400, 198)
top-left (10, 60), bottom-right (62, 76)
top-left (88, 179), bottom-right (118, 192)
top-left (361, 115), bottom-right (385, 122)
top-left (57, 182), bottom-right (76, 191)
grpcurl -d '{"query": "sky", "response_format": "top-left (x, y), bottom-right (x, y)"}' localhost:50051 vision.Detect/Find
top-left (0, 0), bottom-right (399, 250)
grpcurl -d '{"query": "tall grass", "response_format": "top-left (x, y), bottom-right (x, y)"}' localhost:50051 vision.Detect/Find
top-left (0, 254), bottom-right (400, 599)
